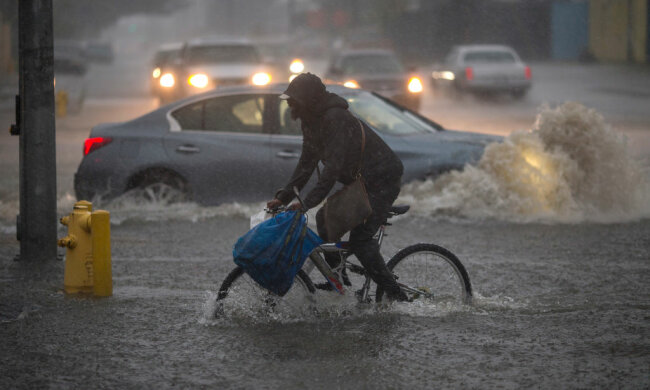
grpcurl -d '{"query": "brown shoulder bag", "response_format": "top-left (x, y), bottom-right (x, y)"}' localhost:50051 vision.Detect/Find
top-left (323, 119), bottom-right (372, 242)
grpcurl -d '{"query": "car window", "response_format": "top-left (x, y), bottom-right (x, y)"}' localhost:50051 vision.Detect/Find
top-left (172, 102), bottom-right (204, 129)
top-left (154, 49), bottom-right (181, 66)
top-left (277, 100), bottom-right (302, 136)
top-left (342, 91), bottom-right (434, 135)
top-left (186, 44), bottom-right (260, 65)
top-left (463, 50), bottom-right (516, 63)
top-left (171, 94), bottom-right (265, 133)
top-left (339, 54), bottom-right (404, 74)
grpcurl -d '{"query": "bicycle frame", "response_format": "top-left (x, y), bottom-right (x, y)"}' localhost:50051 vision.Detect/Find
top-left (303, 224), bottom-right (388, 302)
top-left (280, 186), bottom-right (393, 302)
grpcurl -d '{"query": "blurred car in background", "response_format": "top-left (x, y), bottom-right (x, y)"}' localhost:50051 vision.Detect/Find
top-left (150, 42), bottom-right (184, 96)
top-left (253, 38), bottom-right (326, 84)
top-left (74, 84), bottom-right (500, 205)
top-left (254, 37), bottom-right (294, 81)
top-left (431, 44), bottom-right (532, 99)
top-left (153, 37), bottom-right (273, 104)
top-left (84, 41), bottom-right (114, 64)
top-left (324, 49), bottom-right (423, 112)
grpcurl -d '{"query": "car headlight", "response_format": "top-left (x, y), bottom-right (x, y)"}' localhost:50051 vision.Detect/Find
top-left (289, 59), bottom-right (304, 74)
top-left (152, 67), bottom-right (161, 78)
top-left (343, 80), bottom-right (360, 89)
top-left (160, 73), bottom-right (175, 88)
top-left (289, 74), bottom-right (298, 82)
top-left (188, 73), bottom-right (209, 89)
top-left (252, 72), bottom-right (271, 86)
top-left (408, 77), bottom-right (423, 93)
top-left (432, 71), bottom-right (455, 81)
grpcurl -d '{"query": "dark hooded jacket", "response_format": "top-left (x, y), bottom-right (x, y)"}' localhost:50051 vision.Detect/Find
top-left (276, 78), bottom-right (404, 209)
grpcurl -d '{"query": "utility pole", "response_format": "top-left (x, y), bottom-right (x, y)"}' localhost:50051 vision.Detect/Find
top-left (13, 0), bottom-right (57, 262)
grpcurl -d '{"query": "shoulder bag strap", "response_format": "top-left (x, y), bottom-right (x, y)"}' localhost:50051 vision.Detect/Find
top-left (355, 118), bottom-right (366, 178)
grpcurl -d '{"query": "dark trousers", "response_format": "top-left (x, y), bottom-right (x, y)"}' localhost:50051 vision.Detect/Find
top-left (316, 177), bottom-right (407, 301)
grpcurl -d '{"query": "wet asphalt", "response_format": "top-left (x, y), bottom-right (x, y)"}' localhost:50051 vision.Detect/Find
top-left (1, 215), bottom-right (649, 388)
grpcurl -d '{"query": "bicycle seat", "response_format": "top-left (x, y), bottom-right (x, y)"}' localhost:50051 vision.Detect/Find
top-left (389, 205), bottom-right (410, 216)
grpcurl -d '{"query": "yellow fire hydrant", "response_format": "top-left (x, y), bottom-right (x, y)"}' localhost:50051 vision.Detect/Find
top-left (58, 200), bottom-right (112, 297)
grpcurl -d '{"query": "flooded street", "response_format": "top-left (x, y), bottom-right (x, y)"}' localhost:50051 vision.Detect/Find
top-left (2, 216), bottom-right (648, 388)
top-left (1, 57), bottom-right (649, 388)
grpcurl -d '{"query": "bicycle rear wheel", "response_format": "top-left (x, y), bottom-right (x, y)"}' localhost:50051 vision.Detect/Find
top-left (376, 244), bottom-right (472, 304)
top-left (215, 267), bottom-right (316, 317)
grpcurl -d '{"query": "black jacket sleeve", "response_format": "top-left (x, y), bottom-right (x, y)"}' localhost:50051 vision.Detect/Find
top-left (275, 129), bottom-right (320, 204)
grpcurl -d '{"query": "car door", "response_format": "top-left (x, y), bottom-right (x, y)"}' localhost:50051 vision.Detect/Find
top-left (164, 93), bottom-right (274, 205)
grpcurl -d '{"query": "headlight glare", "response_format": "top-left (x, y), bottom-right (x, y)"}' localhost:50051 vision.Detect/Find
top-left (160, 73), bottom-right (175, 88)
top-left (252, 72), bottom-right (271, 86)
top-left (289, 59), bottom-right (304, 74)
top-left (343, 80), bottom-right (360, 89)
top-left (152, 67), bottom-right (161, 78)
top-left (408, 77), bottom-right (423, 93)
top-left (188, 73), bottom-right (209, 88)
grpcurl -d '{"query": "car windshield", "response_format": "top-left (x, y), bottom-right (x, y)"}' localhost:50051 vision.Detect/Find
top-left (463, 50), bottom-right (516, 63)
top-left (186, 45), bottom-right (260, 65)
top-left (154, 49), bottom-right (181, 66)
top-left (340, 54), bottom-right (404, 74)
top-left (342, 91), bottom-right (435, 136)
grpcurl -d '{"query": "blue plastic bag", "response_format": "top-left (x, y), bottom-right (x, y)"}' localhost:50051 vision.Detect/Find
top-left (233, 211), bottom-right (323, 296)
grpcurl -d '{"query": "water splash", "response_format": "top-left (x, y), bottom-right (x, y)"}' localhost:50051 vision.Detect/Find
top-left (1, 103), bottom-right (647, 228)
top-left (398, 102), bottom-right (650, 222)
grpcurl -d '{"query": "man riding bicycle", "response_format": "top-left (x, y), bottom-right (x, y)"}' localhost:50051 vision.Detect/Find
top-left (267, 73), bottom-right (408, 302)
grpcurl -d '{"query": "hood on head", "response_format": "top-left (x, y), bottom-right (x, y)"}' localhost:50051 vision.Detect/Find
top-left (281, 72), bottom-right (348, 116)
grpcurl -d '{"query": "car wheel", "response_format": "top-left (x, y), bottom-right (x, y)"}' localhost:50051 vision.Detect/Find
top-left (126, 170), bottom-right (190, 204)
top-left (140, 181), bottom-right (187, 203)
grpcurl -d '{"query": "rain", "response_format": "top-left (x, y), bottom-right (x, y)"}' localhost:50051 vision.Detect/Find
top-left (1, 0), bottom-right (649, 388)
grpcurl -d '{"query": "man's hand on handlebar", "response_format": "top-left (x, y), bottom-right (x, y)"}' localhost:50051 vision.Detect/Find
top-left (266, 198), bottom-right (283, 210)
top-left (266, 194), bottom-right (306, 213)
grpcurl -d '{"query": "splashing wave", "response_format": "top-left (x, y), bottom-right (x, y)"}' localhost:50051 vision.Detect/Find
top-left (397, 102), bottom-right (650, 222)
top-left (1, 103), bottom-right (647, 229)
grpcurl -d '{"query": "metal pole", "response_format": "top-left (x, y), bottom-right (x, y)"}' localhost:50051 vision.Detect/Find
top-left (17, 0), bottom-right (57, 262)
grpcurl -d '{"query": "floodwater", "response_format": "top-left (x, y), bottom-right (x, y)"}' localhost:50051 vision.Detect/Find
top-left (2, 214), bottom-right (648, 388)
top-left (1, 59), bottom-right (650, 388)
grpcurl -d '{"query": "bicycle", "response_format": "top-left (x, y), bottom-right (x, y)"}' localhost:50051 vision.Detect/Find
top-left (215, 198), bottom-right (473, 316)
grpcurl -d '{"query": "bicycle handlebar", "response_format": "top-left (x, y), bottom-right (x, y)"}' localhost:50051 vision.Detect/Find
top-left (266, 187), bottom-right (308, 215)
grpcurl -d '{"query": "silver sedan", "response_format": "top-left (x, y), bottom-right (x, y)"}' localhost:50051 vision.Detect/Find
top-left (431, 44), bottom-right (532, 99)
top-left (74, 84), bottom-right (501, 205)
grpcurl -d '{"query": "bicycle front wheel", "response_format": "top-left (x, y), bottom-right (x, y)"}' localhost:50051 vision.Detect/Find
top-left (215, 267), bottom-right (316, 317)
top-left (376, 244), bottom-right (472, 304)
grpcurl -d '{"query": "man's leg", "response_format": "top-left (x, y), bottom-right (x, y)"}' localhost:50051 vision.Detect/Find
top-left (315, 206), bottom-right (350, 287)
top-left (349, 183), bottom-right (408, 302)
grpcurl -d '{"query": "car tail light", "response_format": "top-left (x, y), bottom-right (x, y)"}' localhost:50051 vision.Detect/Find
top-left (84, 137), bottom-right (112, 155)
top-left (465, 67), bottom-right (474, 81)
top-left (525, 66), bottom-right (532, 80)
